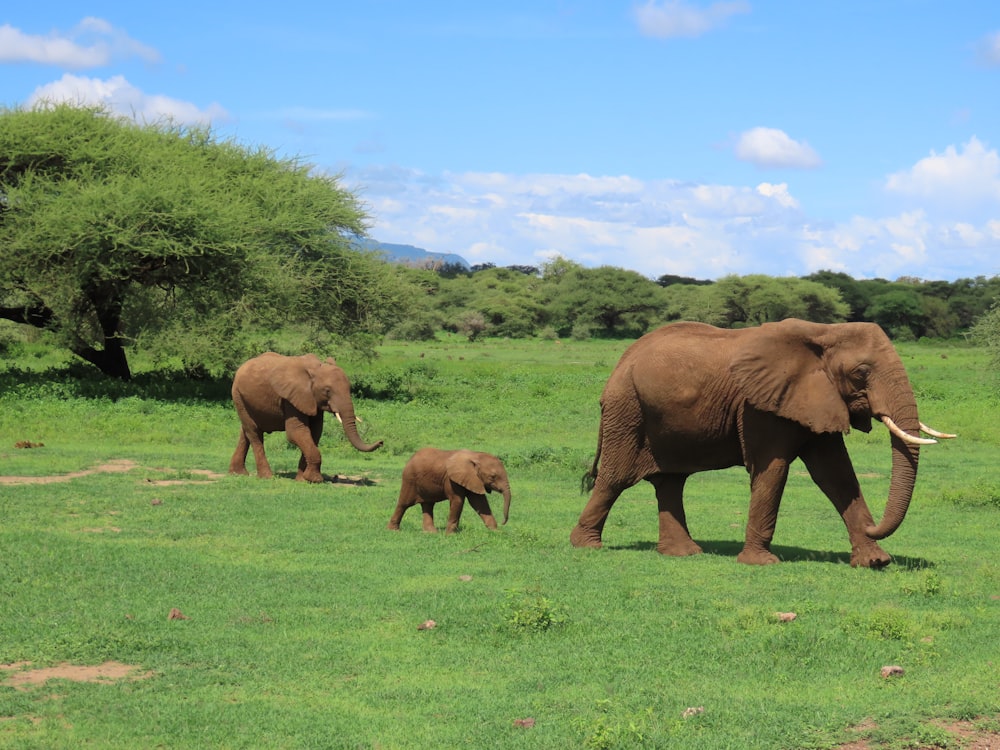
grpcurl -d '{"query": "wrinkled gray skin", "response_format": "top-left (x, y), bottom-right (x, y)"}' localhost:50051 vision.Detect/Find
top-left (387, 448), bottom-right (512, 533)
top-left (571, 319), bottom-right (934, 568)
top-left (229, 352), bottom-right (382, 482)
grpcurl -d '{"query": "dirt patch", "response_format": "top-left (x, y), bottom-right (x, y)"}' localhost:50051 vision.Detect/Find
top-left (835, 718), bottom-right (1000, 749)
top-left (145, 468), bottom-right (226, 486)
top-left (0, 459), bottom-right (226, 486)
top-left (0, 661), bottom-right (154, 691)
top-left (0, 458), bottom-right (139, 485)
top-left (0, 460), bottom-right (370, 486)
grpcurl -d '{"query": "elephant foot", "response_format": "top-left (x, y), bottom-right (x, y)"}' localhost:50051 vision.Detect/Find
top-left (386, 522), bottom-right (401, 531)
top-left (851, 542), bottom-right (892, 569)
top-left (296, 470), bottom-right (324, 483)
top-left (570, 524), bottom-right (603, 549)
top-left (737, 546), bottom-right (780, 565)
top-left (657, 539), bottom-right (703, 557)
top-left (229, 465), bottom-right (249, 476)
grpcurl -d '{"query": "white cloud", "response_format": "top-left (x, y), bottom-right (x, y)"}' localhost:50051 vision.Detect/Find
top-left (734, 127), bottom-right (822, 169)
top-left (884, 137), bottom-right (1000, 208)
top-left (0, 18), bottom-right (160, 68)
top-left (755, 182), bottom-right (799, 209)
top-left (632, 0), bottom-right (750, 39)
top-left (351, 167), bottom-right (809, 278)
top-left (28, 74), bottom-right (227, 126)
top-left (347, 164), bottom-right (1000, 282)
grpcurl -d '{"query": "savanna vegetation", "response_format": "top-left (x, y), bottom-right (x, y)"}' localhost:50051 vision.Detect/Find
top-left (3, 106), bottom-right (1000, 385)
top-left (1, 104), bottom-right (999, 748)
top-left (391, 261), bottom-right (1000, 346)
top-left (0, 104), bottom-right (404, 380)
top-left (0, 336), bottom-right (998, 749)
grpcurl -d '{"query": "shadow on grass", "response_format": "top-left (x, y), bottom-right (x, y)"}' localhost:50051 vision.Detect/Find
top-left (272, 471), bottom-right (378, 486)
top-left (608, 538), bottom-right (932, 568)
top-left (0, 365), bottom-right (233, 403)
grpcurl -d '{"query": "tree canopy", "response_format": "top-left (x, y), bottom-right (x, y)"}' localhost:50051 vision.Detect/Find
top-left (381, 257), bottom-right (1000, 343)
top-left (0, 104), bottom-right (404, 379)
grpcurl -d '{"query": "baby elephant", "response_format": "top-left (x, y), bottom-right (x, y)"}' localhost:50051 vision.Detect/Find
top-left (388, 448), bottom-right (512, 533)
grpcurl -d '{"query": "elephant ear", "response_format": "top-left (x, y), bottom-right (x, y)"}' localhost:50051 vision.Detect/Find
top-left (269, 359), bottom-right (319, 416)
top-left (729, 320), bottom-right (850, 434)
top-left (446, 452), bottom-right (487, 495)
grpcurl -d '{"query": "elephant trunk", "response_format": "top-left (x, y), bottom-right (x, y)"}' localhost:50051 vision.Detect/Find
top-left (864, 373), bottom-right (920, 540)
top-left (501, 487), bottom-right (511, 525)
top-left (331, 396), bottom-right (383, 453)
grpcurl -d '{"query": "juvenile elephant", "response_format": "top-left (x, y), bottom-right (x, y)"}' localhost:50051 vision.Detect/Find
top-left (570, 319), bottom-right (955, 567)
top-left (229, 352), bottom-right (382, 482)
top-left (387, 448), bottom-right (512, 533)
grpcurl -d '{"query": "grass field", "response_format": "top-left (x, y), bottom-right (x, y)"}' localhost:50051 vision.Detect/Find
top-left (1, 334), bottom-right (998, 749)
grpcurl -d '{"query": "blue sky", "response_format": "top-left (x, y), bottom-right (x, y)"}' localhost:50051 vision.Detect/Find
top-left (3, 2), bottom-right (1000, 281)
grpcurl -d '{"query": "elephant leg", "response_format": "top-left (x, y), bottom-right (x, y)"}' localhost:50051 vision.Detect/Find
top-left (244, 427), bottom-right (273, 479)
top-left (571, 474), bottom-right (628, 548)
top-left (420, 501), bottom-right (438, 533)
top-left (466, 493), bottom-right (498, 530)
top-left (229, 429), bottom-right (251, 475)
top-left (650, 474), bottom-right (702, 556)
top-left (287, 419), bottom-right (323, 483)
top-left (444, 494), bottom-right (466, 534)
top-left (387, 495), bottom-right (412, 531)
top-left (738, 457), bottom-right (790, 565)
top-left (800, 435), bottom-right (891, 568)
top-left (297, 417), bottom-right (325, 480)
top-left (569, 464), bottom-right (638, 548)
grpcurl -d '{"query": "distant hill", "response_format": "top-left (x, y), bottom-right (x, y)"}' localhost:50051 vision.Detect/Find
top-left (350, 237), bottom-right (470, 270)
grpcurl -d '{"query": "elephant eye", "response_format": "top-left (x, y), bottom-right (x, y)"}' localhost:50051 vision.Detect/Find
top-left (849, 364), bottom-right (871, 386)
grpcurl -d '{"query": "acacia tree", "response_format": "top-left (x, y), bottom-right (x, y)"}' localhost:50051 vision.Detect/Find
top-left (540, 258), bottom-right (667, 337)
top-left (0, 104), bottom-right (403, 379)
top-left (712, 275), bottom-right (849, 327)
top-left (971, 302), bottom-right (1000, 370)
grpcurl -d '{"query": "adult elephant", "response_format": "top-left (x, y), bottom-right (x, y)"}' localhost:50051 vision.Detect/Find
top-left (570, 319), bottom-right (955, 567)
top-left (229, 352), bottom-right (382, 482)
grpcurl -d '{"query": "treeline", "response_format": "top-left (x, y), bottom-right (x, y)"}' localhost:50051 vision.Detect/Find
top-left (2, 105), bottom-right (997, 380)
top-left (387, 259), bottom-right (1000, 342)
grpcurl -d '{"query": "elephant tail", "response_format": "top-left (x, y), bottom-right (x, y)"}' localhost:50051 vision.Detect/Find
top-left (580, 423), bottom-right (603, 494)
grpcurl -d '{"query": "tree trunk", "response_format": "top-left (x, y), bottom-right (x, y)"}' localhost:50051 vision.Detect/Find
top-left (73, 340), bottom-right (132, 380)
top-left (75, 284), bottom-right (132, 380)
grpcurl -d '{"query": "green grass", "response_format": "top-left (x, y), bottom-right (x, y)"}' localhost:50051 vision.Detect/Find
top-left (0, 335), bottom-right (998, 749)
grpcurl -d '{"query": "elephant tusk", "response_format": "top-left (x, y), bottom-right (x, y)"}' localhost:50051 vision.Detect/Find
top-left (920, 422), bottom-right (957, 439)
top-left (881, 416), bottom-right (937, 445)
top-left (333, 412), bottom-right (363, 424)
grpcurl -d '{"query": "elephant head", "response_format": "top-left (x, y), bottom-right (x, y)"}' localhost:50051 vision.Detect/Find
top-left (730, 319), bottom-right (954, 541)
top-left (446, 451), bottom-right (512, 525)
top-left (271, 354), bottom-right (382, 453)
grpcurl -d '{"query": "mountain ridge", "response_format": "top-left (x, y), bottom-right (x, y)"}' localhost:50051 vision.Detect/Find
top-left (351, 237), bottom-right (470, 269)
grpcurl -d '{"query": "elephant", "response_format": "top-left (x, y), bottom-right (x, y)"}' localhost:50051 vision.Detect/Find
top-left (229, 352), bottom-right (382, 482)
top-left (387, 448), bottom-right (512, 533)
top-left (570, 319), bottom-right (955, 568)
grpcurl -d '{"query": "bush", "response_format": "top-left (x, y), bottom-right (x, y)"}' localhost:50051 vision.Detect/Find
top-left (387, 317), bottom-right (439, 342)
